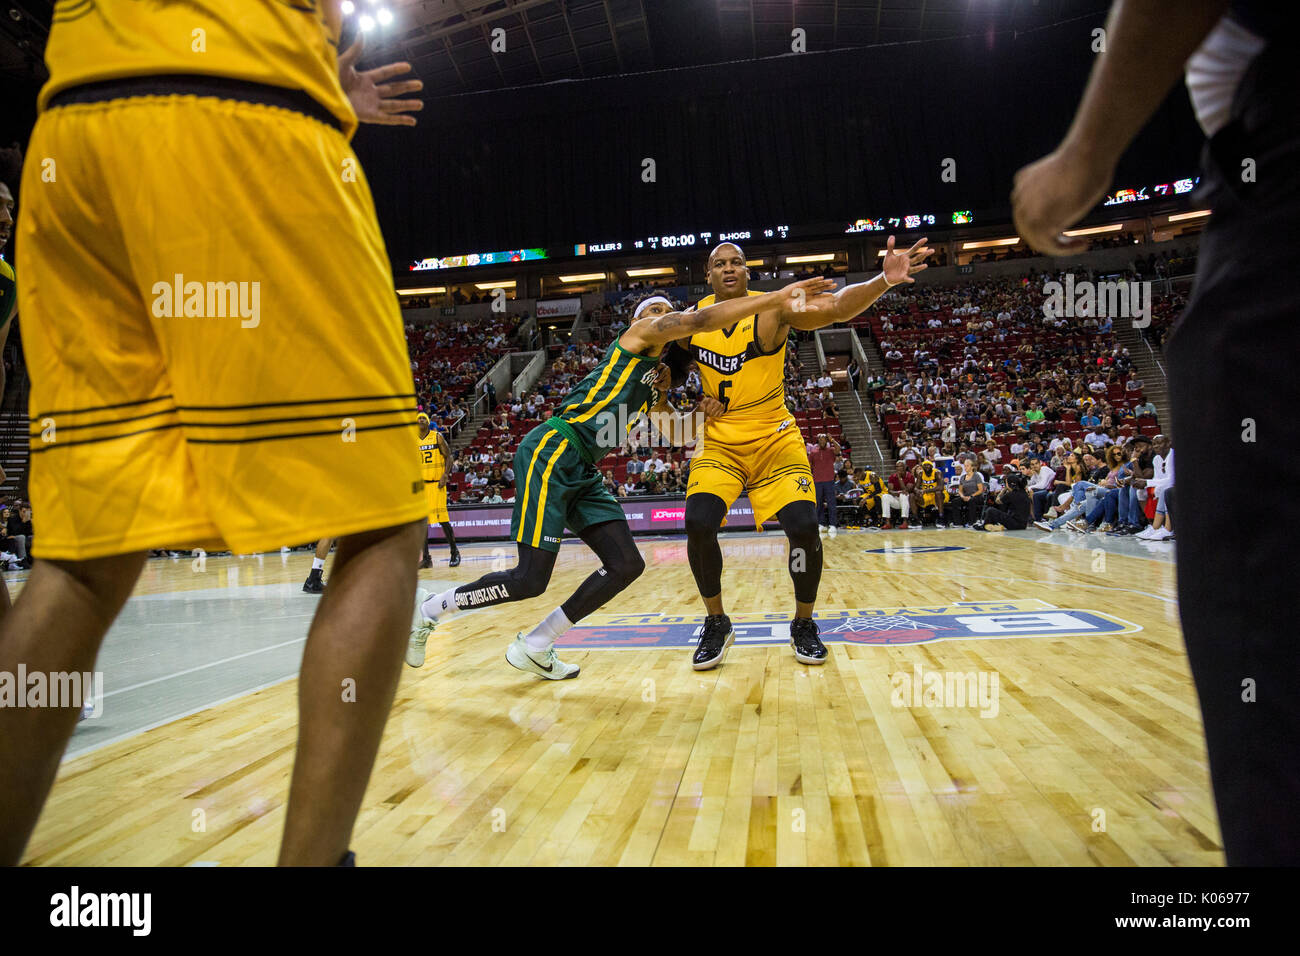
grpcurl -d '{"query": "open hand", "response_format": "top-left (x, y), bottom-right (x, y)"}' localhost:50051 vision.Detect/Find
top-left (882, 235), bottom-right (932, 286)
top-left (338, 34), bottom-right (424, 126)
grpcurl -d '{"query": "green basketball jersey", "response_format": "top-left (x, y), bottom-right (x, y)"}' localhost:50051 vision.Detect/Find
top-left (553, 339), bottom-right (661, 461)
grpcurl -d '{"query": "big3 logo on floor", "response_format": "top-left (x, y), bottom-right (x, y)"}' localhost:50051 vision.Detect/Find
top-left (557, 598), bottom-right (1139, 649)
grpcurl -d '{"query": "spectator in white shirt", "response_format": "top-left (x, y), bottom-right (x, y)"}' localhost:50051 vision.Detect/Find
top-left (817, 373), bottom-right (833, 390)
top-left (1137, 436), bottom-right (1175, 540)
top-left (1023, 457), bottom-right (1058, 519)
top-left (1085, 428), bottom-right (1112, 448)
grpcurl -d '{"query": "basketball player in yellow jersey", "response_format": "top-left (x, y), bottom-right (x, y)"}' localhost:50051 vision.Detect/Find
top-left (0, 3), bottom-right (428, 867)
top-left (682, 237), bottom-right (931, 669)
top-left (416, 414), bottom-right (461, 569)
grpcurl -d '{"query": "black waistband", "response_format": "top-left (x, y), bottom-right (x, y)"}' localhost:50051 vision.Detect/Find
top-left (46, 74), bottom-right (345, 133)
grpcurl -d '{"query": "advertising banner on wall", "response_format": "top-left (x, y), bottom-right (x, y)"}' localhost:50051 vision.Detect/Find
top-left (427, 497), bottom-right (774, 541)
top-left (535, 297), bottom-right (583, 318)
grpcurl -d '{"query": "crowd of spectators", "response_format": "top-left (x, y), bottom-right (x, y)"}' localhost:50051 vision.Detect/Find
top-left (406, 315), bottom-right (521, 434)
top-left (0, 498), bottom-right (34, 570)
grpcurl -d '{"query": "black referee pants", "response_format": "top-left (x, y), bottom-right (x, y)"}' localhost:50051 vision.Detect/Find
top-left (1165, 41), bottom-right (1300, 865)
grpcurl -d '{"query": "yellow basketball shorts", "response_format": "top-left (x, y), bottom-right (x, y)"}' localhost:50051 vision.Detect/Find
top-left (686, 420), bottom-right (814, 529)
top-left (425, 482), bottom-right (450, 524)
top-left (18, 93), bottom-right (426, 559)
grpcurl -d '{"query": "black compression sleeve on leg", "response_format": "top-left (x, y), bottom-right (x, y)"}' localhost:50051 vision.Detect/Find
top-left (777, 500), bottom-right (823, 605)
top-left (684, 493), bottom-right (728, 599)
top-left (440, 522), bottom-right (459, 551)
top-left (452, 543), bottom-right (555, 610)
top-left (560, 520), bottom-right (647, 623)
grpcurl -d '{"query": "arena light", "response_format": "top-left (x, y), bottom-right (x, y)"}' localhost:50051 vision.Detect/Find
top-left (475, 280), bottom-right (516, 290)
top-left (377, 8), bottom-right (393, 26)
top-left (358, 14), bottom-right (375, 30)
top-left (784, 253), bottom-right (836, 264)
top-left (625, 267), bottom-right (676, 277)
top-left (1063, 223), bottom-right (1124, 237)
top-left (558, 273), bottom-right (605, 283)
top-left (745, 259), bottom-right (765, 267)
top-left (961, 237), bottom-right (1021, 250)
top-left (397, 286), bottom-right (446, 295)
top-left (341, 0), bottom-right (355, 14)
top-left (1167, 209), bottom-right (1211, 222)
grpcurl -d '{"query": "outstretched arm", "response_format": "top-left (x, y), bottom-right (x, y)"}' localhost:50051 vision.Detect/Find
top-left (619, 277), bottom-right (835, 353)
top-left (1011, 0), bottom-right (1228, 254)
top-left (781, 235), bottom-right (932, 331)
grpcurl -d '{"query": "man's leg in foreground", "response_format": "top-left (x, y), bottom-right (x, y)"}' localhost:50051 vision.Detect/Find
top-left (0, 551), bottom-right (148, 864)
top-left (280, 519), bottom-right (424, 865)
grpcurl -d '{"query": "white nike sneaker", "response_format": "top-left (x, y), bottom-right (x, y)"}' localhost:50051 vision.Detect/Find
top-left (818, 525), bottom-right (828, 536)
top-left (506, 634), bottom-right (580, 680)
top-left (1136, 526), bottom-right (1157, 539)
top-left (406, 588), bottom-right (435, 668)
top-left (828, 526), bottom-right (838, 538)
top-left (1150, 528), bottom-right (1174, 541)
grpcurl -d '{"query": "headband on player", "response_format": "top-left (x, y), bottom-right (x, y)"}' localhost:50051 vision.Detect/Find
top-left (633, 296), bottom-right (674, 319)
top-left (417, 413), bottom-right (430, 424)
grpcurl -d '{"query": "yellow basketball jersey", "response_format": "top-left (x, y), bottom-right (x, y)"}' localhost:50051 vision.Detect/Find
top-left (418, 432), bottom-right (445, 483)
top-left (690, 290), bottom-right (789, 446)
top-left (39, 0), bottom-right (357, 138)
top-left (918, 469), bottom-right (943, 494)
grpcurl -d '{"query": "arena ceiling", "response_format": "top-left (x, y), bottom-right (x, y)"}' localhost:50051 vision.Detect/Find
top-left (1, 0), bottom-right (1112, 90)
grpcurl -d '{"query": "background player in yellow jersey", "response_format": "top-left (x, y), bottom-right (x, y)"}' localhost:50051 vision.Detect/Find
top-left (0, 5), bottom-right (428, 866)
top-left (416, 413), bottom-right (461, 569)
top-left (681, 236), bottom-right (931, 670)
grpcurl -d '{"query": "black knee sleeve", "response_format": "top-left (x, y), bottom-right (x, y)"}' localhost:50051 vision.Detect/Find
top-left (685, 494), bottom-right (727, 599)
top-left (561, 520), bottom-right (647, 622)
top-left (777, 501), bottom-right (823, 605)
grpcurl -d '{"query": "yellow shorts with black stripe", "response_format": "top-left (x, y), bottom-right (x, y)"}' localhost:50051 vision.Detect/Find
top-left (425, 482), bottom-right (449, 524)
top-left (17, 93), bottom-right (425, 559)
top-left (686, 419), bottom-right (814, 529)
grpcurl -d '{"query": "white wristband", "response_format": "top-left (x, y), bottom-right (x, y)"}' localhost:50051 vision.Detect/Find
top-left (880, 270), bottom-right (901, 289)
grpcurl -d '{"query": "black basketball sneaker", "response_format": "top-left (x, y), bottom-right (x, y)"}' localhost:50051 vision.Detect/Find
top-left (790, 617), bottom-right (827, 665)
top-left (692, 614), bottom-right (735, 670)
top-left (449, 551), bottom-right (462, 568)
top-left (418, 553), bottom-right (433, 569)
top-left (302, 569), bottom-right (325, 594)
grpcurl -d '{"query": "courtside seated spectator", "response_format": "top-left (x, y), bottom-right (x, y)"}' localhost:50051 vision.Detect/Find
top-left (882, 460), bottom-right (914, 529)
top-left (1136, 435), bottom-right (1175, 541)
top-left (974, 469), bottom-right (1030, 531)
top-left (951, 458), bottom-right (986, 528)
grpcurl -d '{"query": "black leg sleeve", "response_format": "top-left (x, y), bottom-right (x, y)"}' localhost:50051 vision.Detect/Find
top-left (776, 500), bottom-right (822, 605)
top-left (452, 543), bottom-right (556, 610)
top-left (560, 519), bottom-right (647, 623)
top-left (685, 493), bottom-right (728, 599)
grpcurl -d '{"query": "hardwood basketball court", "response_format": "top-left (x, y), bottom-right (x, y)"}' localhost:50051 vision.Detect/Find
top-left (14, 528), bottom-right (1218, 866)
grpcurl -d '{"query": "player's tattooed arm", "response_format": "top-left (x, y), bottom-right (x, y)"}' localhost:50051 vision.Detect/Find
top-left (781, 235), bottom-right (932, 330)
top-left (621, 278), bottom-right (836, 351)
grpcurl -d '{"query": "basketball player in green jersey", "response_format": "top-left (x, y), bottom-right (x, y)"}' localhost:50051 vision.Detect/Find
top-left (405, 277), bottom-right (834, 679)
